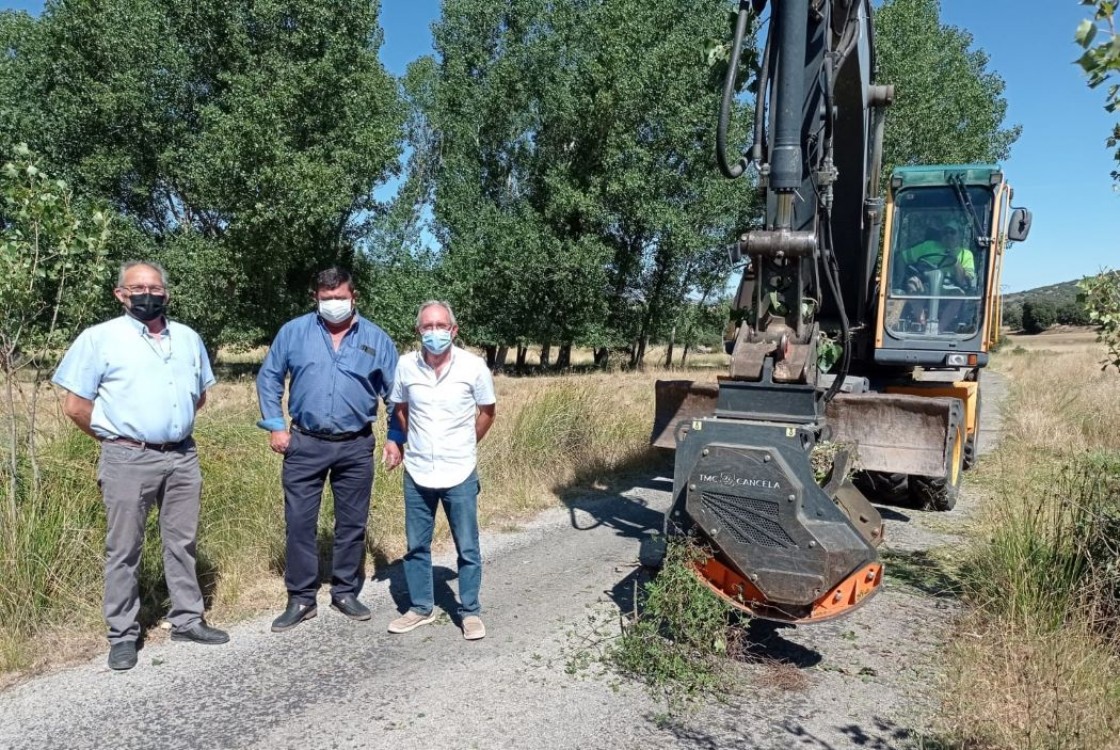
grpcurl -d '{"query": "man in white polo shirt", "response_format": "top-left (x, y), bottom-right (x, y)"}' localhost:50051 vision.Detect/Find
top-left (384, 300), bottom-right (496, 640)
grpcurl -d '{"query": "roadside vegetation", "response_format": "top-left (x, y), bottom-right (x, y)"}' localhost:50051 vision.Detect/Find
top-left (937, 337), bottom-right (1120, 749)
top-left (0, 368), bottom-right (668, 678)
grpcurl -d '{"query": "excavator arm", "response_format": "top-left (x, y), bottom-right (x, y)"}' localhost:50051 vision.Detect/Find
top-left (651, 0), bottom-right (895, 623)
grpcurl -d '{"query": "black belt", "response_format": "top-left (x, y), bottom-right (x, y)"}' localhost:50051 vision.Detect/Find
top-left (108, 437), bottom-right (192, 452)
top-left (292, 423), bottom-right (372, 442)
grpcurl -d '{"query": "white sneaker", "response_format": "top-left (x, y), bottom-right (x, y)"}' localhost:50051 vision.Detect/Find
top-left (462, 616), bottom-right (486, 641)
top-left (387, 610), bottom-right (438, 634)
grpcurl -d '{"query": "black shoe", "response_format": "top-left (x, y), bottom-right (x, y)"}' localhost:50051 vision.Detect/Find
top-left (331, 593), bottom-right (372, 621)
top-left (271, 599), bottom-right (318, 632)
top-left (108, 641), bottom-right (137, 671)
top-left (170, 621), bottom-right (230, 645)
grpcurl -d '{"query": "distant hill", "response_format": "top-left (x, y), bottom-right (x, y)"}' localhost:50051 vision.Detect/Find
top-left (1002, 279), bottom-right (1090, 330)
top-left (1003, 280), bottom-right (1081, 308)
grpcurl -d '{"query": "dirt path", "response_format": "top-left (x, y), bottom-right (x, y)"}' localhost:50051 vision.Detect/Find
top-left (0, 374), bottom-right (1005, 750)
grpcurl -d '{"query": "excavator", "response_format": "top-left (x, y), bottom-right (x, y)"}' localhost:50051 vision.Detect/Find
top-left (648, 0), bottom-right (1032, 624)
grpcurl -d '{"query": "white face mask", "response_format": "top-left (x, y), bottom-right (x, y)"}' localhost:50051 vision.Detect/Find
top-left (318, 298), bottom-right (353, 324)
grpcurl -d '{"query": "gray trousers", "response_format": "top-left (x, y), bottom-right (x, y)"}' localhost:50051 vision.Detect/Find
top-left (97, 440), bottom-right (205, 644)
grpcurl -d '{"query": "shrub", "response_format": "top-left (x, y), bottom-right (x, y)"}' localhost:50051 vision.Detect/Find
top-left (1021, 299), bottom-right (1057, 333)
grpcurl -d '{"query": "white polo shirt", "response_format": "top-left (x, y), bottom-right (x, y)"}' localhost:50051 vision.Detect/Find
top-left (390, 346), bottom-right (496, 488)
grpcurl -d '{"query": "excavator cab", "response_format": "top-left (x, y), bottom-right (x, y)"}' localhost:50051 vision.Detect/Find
top-left (874, 165), bottom-right (1029, 367)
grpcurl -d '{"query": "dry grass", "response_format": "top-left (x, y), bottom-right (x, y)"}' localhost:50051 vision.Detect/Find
top-left (936, 337), bottom-right (1120, 749)
top-left (942, 620), bottom-right (1120, 750)
top-left (0, 366), bottom-right (679, 680)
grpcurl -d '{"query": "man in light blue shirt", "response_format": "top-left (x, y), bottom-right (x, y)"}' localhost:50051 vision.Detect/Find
top-left (52, 261), bottom-right (229, 671)
top-left (256, 266), bottom-right (404, 632)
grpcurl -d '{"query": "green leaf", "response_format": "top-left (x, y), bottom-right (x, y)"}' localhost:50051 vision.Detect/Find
top-left (1076, 19), bottom-right (1097, 48)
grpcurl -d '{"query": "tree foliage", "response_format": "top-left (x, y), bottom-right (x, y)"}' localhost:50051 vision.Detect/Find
top-left (418, 0), bottom-right (754, 365)
top-left (1075, 5), bottom-right (1120, 372)
top-left (0, 144), bottom-right (112, 514)
top-left (1078, 269), bottom-right (1120, 371)
top-left (875, 0), bottom-right (1021, 172)
top-left (1076, 0), bottom-right (1120, 182)
top-left (1021, 299), bottom-right (1057, 335)
top-left (0, 0), bottom-right (404, 347)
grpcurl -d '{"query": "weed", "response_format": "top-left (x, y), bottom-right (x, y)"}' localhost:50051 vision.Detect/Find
top-left (606, 537), bottom-right (745, 714)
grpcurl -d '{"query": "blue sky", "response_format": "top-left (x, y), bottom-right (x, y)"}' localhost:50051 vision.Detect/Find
top-left (6, 1), bottom-right (1118, 293)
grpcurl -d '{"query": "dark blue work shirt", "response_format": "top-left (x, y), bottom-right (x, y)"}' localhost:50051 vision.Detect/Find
top-left (256, 312), bottom-right (404, 443)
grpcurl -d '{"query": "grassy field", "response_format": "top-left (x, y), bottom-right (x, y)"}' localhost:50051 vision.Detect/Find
top-left (938, 331), bottom-right (1120, 749)
top-left (0, 364), bottom-right (704, 681)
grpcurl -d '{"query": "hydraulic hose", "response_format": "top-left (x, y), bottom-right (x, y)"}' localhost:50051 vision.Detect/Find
top-left (717, 1), bottom-right (754, 179)
top-left (822, 216), bottom-right (851, 403)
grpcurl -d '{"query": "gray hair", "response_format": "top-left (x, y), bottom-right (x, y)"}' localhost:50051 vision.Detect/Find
top-left (415, 300), bottom-right (457, 329)
top-left (117, 261), bottom-right (169, 288)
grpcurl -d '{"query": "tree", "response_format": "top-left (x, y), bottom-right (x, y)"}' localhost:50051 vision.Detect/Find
top-left (1056, 300), bottom-right (1092, 327)
top-left (1075, 5), bottom-right (1120, 372)
top-left (1002, 302), bottom-right (1024, 331)
top-left (874, 0), bottom-right (1021, 172)
top-left (0, 144), bottom-right (112, 522)
top-left (1021, 299), bottom-right (1057, 334)
top-left (0, 0), bottom-right (405, 348)
top-left (423, 0), bottom-right (753, 366)
top-left (1076, 0), bottom-right (1120, 182)
top-left (1078, 270), bottom-right (1120, 371)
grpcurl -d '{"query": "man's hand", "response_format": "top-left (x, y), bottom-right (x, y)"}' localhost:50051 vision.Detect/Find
top-left (382, 440), bottom-right (403, 471)
top-left (269, 430), bottom-right (291, 454)
top-left (906, 276), bottom-right (925, 293)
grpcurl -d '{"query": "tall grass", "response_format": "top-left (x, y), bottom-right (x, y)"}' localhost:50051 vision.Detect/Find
top-left (939, 349), bottom-right (1120, 749)
top-left (0, 369), bottom-right (666, 677)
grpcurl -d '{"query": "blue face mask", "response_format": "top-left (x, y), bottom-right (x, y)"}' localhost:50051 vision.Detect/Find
top-left (421, 329), bottom-right (453, 355)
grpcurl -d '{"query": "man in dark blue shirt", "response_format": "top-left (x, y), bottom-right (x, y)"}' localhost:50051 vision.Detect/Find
top-left (256, 267), bottom-right (405, 632)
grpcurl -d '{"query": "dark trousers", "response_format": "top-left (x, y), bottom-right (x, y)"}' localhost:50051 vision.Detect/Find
top-left (281, 430), bottom-right (375, 604)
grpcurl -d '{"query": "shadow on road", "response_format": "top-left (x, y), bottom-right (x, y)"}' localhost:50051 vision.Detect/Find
top-left (373, 562), bottom-right (465, 623)
top-left (778, 716), bottom-right (926, 749)
top-left (554, 448), bottom-right (673, 543)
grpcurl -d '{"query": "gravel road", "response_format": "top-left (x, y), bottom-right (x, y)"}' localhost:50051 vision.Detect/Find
top-left (0, 373), bottom-right (1005, 750)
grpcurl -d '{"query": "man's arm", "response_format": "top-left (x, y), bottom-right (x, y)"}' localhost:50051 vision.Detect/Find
top-left (62, 392), bottom-right (99, 440)
top-left (52, 330), bottom-right (103, 439)
top-left (196, 391), bottom-right (208, 412)
top-left (382, 402), bottom-right (407, 470)
top-left (473, 361), bottom-right (497, 443)
top-left (955, 249), bottom-right (977, 287)
top-left (255, 327), bottom-right (291, 454)
top-left (377, 335), bottom-right (407, 445)
top-left (476, 404), bottom-right (496, 443)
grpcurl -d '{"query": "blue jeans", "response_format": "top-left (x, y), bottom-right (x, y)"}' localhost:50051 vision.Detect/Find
top-left (402, 469), bottom-right (482, 618)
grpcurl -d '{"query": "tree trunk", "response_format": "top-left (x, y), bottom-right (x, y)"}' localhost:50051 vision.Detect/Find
top-left (635, 335), bottom-right (649, 368)
top-left (664, 326), bottom-right (676, 368)
top-left (539, 341), bottom-right (551, 368)
top-left (628, 339), bottom-right (639, 368)
top-left (516, 345), bottom-right (528, 368)
top-left (484, 344), bottom-right (497, 368)
top-left (593, 347), bottom-right (609, 368)
top-left (556, 343), bottom-right (572, 369)
top-left (495, 345), bottom-right (509, 368)
top-left (681, 343), bottom-right (691, 367)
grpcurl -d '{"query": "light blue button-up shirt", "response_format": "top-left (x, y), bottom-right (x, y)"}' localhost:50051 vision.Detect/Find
top-left (52, 315), bottom-right (215, 443)
top-left (256, 312), bottom-right (404, 443)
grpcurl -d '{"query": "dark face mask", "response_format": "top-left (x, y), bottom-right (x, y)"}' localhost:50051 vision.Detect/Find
top-left (127, 293), bottom-right (167, 322)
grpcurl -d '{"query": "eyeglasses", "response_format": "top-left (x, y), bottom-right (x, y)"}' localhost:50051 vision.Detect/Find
top-left (418, 323), bottom-right (453, 333)
top-left (120, 285), bottom-right (167, 295)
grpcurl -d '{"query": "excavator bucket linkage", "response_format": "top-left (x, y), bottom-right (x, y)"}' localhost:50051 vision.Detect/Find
top-left (652, 379), bottom-right (961, 623)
